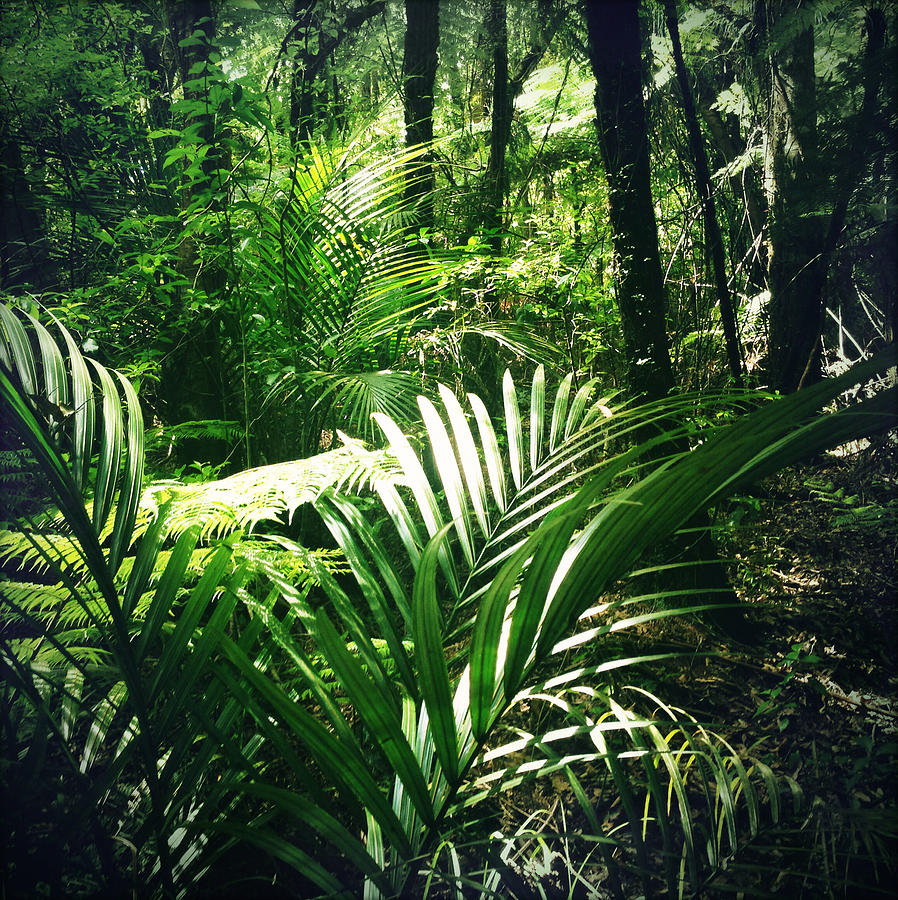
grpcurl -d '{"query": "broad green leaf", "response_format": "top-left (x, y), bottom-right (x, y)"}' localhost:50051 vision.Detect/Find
top-left (418, 395), bottom-right (475, 567)
top-left (374, 410), bottom-right (459, 599)
top-left (503, 370), bottom-right (524, 491)
top-left (134, 527), bottom-right (200, 662)
top-left (108, 371), bottom-right (144, 573)
top-left (86, 359), bottom-right (122, 533)
top-left (548, 372), bottom-right (573, 453)
top-left (565, 378), bottom-right (600, 439)
top-left (439, 383), bottom-right (491, 539)
top-left (55, 315), bottom-right (96, 492)
top-left (219, 637), bottom-right (414, 857)
top-left (0, 304), bottom-right (39, 394)
top-left (468, 392), bottom-right (507, 513)
top-left (529, 364), bottom-right (545, 472)
top-left (412, 525), bottom-right (458, 784)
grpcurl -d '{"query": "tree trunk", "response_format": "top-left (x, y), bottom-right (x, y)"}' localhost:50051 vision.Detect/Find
top-left (585, 0), bottom-right (673, 401)
top-left (290, 0), bottom-right (319, 146)
top-left (0, 131), bottom-right (59, 293)
top-left (586, 0), bottom-right (744, 637)
top-left (695, 80), bottom-right (767, 292)
top-left (403, 0), bottom-right (440, 232)
top-left (755, 2), bottom-right (888, 392)
top-left (289, 0), bottom-right (386, 148)
top-left (484, 0), bottom-right (509, 258)
top-left (161, 0), bottom-right (227, 463)
top-left (482, 0), bottom-right (559, 259)
top-left (663, 0), bottom-right (743, 385)
top-left (755, 0), bottom-right (824, 392)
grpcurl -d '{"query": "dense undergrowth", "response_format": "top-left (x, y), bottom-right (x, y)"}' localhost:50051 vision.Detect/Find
top-left (1, 307), bottom-right (895, 898)
top-left (1, 2), bottom-right (895, 896)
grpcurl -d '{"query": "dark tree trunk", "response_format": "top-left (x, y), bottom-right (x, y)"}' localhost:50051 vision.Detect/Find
top-left (166, 0), bottom-right (220, 195)
top-left (695, 79), bottom-right (768, 292)
top-left (482, 0), bottom-right (559, 258)
top-left (585, 0), bottom-right (744, 637)
top-left (755, 0), bottom-right (824, 393)
top-left (161, 0), bottom-right (227, 463)
top-left (806, 6), bottom-right (887, 387)
top-left (585, 0), bottom-right (673, 401)
top-left (403, 0), bottom-right (440, 231)
top-left (290, 0), bottom-right (319, 146)
top-left (663, 0), bottom-right (743, 385)
top-left (755, 2), bottom-right (888, 392)
top-left (0, 131), bottom-right (59, 293)
top-left (289, 0), bottom-right (385, 148)
top-left (484, 0), bottom-right (509, 258)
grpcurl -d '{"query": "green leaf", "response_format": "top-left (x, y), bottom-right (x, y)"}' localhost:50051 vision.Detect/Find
top-left (412, 525), bottom-right (458, 784)
top-left (314, 611), bottom-right (436, 828)
top-left (219, 636), bottom-right (414, 857)
top-left (418, 395), bottom-right (475, 568)
top-left (503, 370), bottom-right (524, 492)
top-left (438, 383), bottom-right (491, 540)
top-left (529, 364), bottom-right (546, 472)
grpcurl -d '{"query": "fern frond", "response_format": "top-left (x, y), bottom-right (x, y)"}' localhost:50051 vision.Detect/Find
top-left (0, 529), bottom-right (91, 580)
top-left (231, 538), bottom-right (351, 582)
top-left (145, 419), bottom-right (242, 459)
top-left (141, 434), bottom-right (403, 542)
top-left (0, 581), bottom-right (73, 618)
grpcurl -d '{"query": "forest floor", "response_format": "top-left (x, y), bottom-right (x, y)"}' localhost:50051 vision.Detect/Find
top-left (489, 439), bottom-right (897, 899)
top-left (685, 439), bottom-right (897, 897)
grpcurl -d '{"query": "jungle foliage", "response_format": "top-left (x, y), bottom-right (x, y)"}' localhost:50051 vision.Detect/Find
top-left (1, 0), bottom-right (895, 897)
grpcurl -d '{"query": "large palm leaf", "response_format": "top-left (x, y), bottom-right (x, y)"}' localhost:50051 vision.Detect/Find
top-left (0, 305), bottom-right (278, 896)
top-left (243, 142), bottom-right (454, 452)
top-left (242, 140), bottom-right (561, 454)
top-left (215, 350), bottom-right (896, 896)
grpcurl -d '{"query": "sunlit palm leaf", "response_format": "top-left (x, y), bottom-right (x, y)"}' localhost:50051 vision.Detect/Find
top-left (0, 309), bottom-right (262, 895)
top-left (271, 350), bottom-right (893, 892)
top-left (245, 144), bottom-right (456, 452)
top-left (5, 301), bottom-right (894, 897)
top-left (0, 303), bottom-right (141, 575)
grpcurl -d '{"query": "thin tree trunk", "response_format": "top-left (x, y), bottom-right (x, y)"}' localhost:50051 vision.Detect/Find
top-left (290, 0), bottom-right (318, 146)
top-left (797, 6), bottom-right (887, 387)
top-left (162, 0), bottom-right (227, 463)
top-left (484, 0), bottom-right (509, 259)
top-left (482, 0), bottom-right (559, 259)
top-left (0, 131), bottom-right (59, 292)
top-left (289, 0), bottom-right (386, 148)
top-left (403, 0), bottom-right (440, 232)
top-left (663, 0), bottom-right (743, 385)
top-left (695, 86), bottom-right (767, 291)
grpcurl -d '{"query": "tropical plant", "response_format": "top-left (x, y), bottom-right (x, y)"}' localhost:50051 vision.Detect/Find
top-left (0, 303), bottom-right (247, 897)
top-left (232, 141), bottom-right (452, 461)
top-left (212, 137), bottom-right (560, 466)
top-left (1, 303), bottom-right (895, 897)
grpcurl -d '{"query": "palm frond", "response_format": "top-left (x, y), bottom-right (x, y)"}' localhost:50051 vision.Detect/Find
top-left (0, 302), bottom-right (143, 574)
top-left (243, 144), bottom-right (458, 453)
top-left (218, 351), bottom-right (895, 895)
top-left (0, 304), bottom-right (263, 896)
top-left (4, 299), bottom-right (895, 898)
